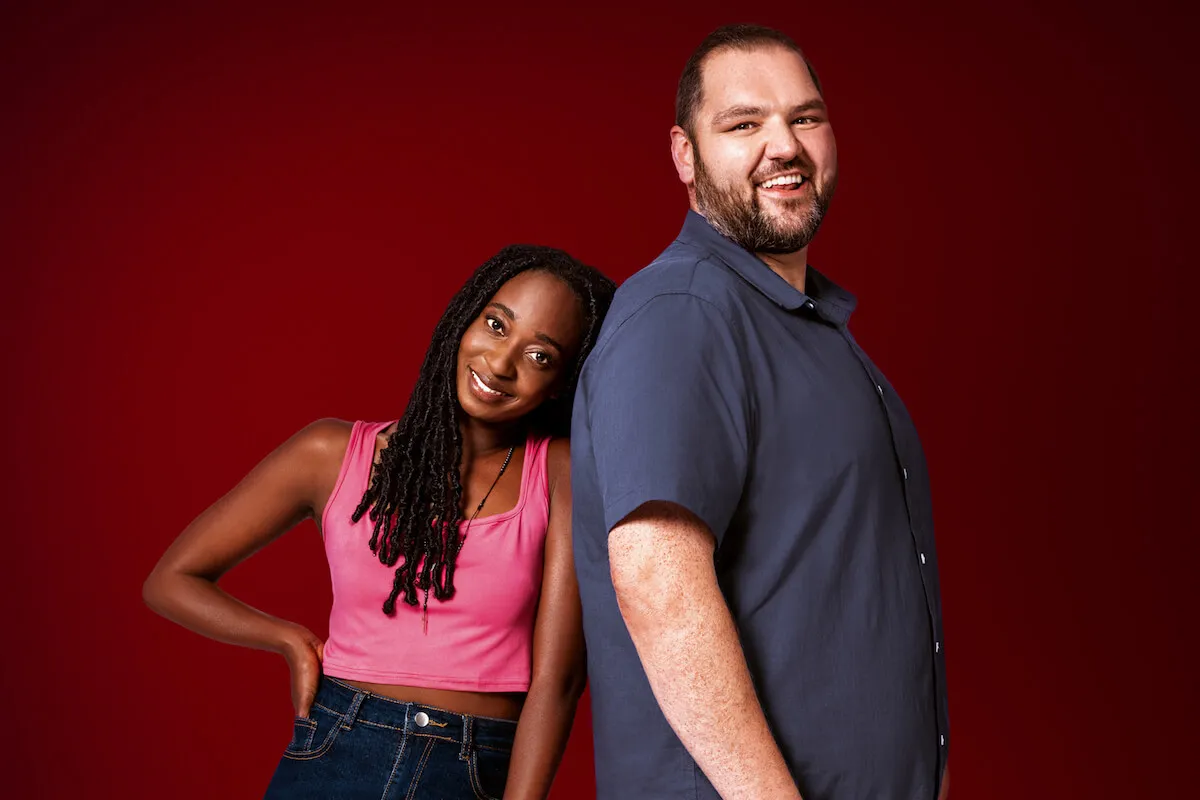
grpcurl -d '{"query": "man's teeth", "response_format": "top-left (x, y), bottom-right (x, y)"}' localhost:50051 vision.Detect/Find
top-left (472, 370), bottom-right (504, 396)
top-left (760, 175), bottom-right (805, 189)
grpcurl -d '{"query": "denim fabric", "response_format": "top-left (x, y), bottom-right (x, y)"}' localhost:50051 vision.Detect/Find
top-left (264, 676), bottom-right (515, 799)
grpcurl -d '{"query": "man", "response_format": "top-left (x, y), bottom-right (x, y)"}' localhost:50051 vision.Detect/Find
top-left (570, 24), bottom-right (949, 800)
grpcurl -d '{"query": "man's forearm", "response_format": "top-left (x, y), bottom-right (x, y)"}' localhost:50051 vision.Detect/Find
top-left (611, 511), bottom-right (801, 800)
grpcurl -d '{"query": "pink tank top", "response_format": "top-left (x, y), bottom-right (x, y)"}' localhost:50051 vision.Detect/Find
top-left (319, 421), bottom-right (551, 692)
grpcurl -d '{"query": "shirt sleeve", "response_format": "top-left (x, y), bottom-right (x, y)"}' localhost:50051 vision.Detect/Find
top-left (578, 292), bottom-right (750, 543)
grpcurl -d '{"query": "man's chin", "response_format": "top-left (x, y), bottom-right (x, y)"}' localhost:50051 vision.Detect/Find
top-left (764, 222), bottom-right (815, 244)
top-left (775, 197), bottom-right (826, 224)
top-left (755, 218), bottom-right (820, 254)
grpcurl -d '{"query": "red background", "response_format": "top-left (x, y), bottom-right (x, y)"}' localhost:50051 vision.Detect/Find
top-left (2, 1), bottom-right (1195, 797)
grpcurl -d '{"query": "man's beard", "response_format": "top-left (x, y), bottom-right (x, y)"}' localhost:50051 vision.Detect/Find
top-left (694, 153), bottom-right (837, 255)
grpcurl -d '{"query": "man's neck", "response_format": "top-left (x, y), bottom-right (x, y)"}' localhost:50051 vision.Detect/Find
top-left (757, 248), bottom-right (809, 294)
top-left (689, 200), bottom-right (811, 294)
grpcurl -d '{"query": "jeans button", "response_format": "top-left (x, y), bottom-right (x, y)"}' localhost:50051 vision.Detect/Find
top-left (414, 711), bottom-right (429, 728)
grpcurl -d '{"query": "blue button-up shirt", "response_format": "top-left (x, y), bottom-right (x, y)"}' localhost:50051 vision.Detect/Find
top-left (571, 211), bottom-right (949, 800)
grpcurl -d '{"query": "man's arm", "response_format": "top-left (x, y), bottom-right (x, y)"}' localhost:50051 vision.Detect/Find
top-left (580, 292), bottom-right (794, 797)
top-left (609, 501), bottom-right (801, 800)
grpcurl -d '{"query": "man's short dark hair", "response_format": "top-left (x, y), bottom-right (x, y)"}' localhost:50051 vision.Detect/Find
top-left (675, 24), bottom-right (823, 137)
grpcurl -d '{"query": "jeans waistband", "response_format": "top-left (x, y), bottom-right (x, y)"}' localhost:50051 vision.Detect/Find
top-left (314, 676), bottom-right (516, 753)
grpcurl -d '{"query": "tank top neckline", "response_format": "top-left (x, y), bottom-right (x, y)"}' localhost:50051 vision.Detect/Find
top-left (365, 421), bottom-right (538, 529)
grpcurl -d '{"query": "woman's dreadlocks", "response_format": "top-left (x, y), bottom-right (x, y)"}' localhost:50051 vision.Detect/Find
top-left (351, 244), bottom-right (616, 614)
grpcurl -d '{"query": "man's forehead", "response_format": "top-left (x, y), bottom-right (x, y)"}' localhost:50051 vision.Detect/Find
top-left (699, 46), bottom-right (817, 108)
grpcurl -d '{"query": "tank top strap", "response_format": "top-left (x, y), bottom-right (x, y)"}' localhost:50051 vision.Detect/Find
top-left (322, 420), bottom-right (393, 534)
top-left (522, 431), bottom-right (554, 510)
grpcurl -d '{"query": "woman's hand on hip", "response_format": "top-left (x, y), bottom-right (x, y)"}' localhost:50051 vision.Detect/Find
top-left (283, 625), bottom-right (325, 719)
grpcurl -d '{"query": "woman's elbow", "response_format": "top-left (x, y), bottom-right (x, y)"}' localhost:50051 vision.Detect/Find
top-left (562, 665), bottom-right (587, 702)
top-left (530, 663), bottom-right (587, 705)
top-left (141, 568), bottom-right (168, 614)
top-left (142, 562), bottom-right (187, 617)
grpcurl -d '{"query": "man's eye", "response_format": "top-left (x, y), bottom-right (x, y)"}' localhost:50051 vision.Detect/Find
top-left (731, 122), bottom-right (755, 131)
top-left (793, 117), bottom-right (817, 126)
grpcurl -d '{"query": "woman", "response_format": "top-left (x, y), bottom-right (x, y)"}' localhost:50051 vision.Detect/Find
top-left (143, 245), bottom-right (616, 799)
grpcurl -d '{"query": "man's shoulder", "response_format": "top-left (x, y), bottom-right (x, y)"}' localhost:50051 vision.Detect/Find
top-left (607, 239), bottom-right (747, 326)
top-left (579, 240), bottom-right (755, 379)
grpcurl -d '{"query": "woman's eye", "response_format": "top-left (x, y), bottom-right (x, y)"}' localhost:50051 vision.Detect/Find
top-left (486, 316), bottom-right (503, 333)
top-left (529, 351), bottom-right (551, 366)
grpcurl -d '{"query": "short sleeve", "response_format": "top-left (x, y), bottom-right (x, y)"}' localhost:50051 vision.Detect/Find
top-left (577, 293), bottom-right (750, 543)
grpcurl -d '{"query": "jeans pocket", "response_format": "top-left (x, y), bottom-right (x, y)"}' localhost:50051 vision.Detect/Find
top-left (283, 706), bottom-right (342, 760)
top-left (285, 717), bottom-right (317, 754)
top-left (467, 747), bottom-right (511, 800)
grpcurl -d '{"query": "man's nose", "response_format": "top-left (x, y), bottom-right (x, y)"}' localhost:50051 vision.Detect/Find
top-left (762, 117), bottom-right (800, 163)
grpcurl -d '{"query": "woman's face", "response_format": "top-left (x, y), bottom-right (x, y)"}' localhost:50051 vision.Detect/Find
top-left (455, 270), bottom-right (585, 426)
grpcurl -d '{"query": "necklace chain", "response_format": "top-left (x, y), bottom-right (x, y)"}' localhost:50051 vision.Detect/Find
top-left (422, 444), bottom-right (516, 633)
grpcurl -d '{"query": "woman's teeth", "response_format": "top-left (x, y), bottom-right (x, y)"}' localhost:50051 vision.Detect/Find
top-left (471, 369), bottom-right (504, 397)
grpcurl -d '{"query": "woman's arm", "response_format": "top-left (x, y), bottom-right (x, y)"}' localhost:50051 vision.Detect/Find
top-left (142, 418), bottom-right (351, 717)
top-left (503, 438), bottom-right (587, 800)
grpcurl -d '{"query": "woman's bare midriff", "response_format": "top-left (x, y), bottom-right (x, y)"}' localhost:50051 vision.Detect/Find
top-left (334, 679), bottom-right (525, 721)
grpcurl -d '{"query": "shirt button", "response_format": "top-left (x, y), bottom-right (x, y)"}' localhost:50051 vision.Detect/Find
top-left (902, 467), bottom-right (909, 480)
top-left (804, 300), bottom-right (815, 310)
top-left (936, 641), bottom-right (941, 653)
top-left (876, 384), bottom-right (884, 396)
top-left (940, 735), bottom-right (945, 747)
top-left (920, 552), bottom-right (927, 565)
top-left (414, 711), bottom-right (429, 728)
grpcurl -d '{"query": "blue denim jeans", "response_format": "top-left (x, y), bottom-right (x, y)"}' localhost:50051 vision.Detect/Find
top-left (264, 676), bottom-right (516, 799)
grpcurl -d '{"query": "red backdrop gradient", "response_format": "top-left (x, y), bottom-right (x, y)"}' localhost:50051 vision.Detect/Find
top-left (2, 1), bottom-right (1195, 797)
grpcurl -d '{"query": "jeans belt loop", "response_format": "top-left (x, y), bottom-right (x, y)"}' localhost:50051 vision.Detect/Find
top-left (340, 690), bottom-right (367, 731)
top-left (459, 714), bottom-right (473, 761)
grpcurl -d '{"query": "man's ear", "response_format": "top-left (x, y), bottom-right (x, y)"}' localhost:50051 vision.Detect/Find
top-left (670, 125), bottom-right (695, 186)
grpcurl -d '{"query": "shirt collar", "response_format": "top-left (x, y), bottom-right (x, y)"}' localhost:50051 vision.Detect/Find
top-left (676, 209), bottom-right (858, 325)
